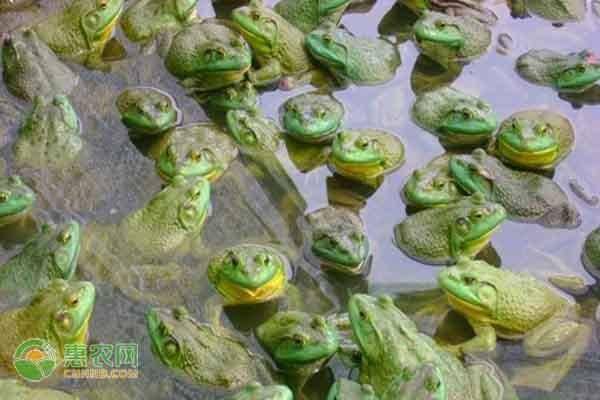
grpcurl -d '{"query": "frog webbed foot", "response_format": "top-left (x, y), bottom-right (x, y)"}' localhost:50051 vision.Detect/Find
top-left (465, 355), bottom-right (519, 400)
top-left (522, 317), bottom-right (591, 358)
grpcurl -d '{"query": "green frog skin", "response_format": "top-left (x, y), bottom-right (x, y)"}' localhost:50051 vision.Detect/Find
top-left (394, 193), bottom-right (506, 265)
top-left (198, 81), bottom-right (260, 114)
top-left (0, 220), bottom-right (80, 301)
top-left (116, 87), bottom-right (182, 137)
top-left (326, 379), bottom-right (379, 400)
top-left (2, 29), bottom-right (79, 102)
top-left (516, 49), bottom-right (600, 93)
top-left (0, 175), bottom-right (36, 227)
top-left (582, 227), bottom-right (600, 279)
top-left (0, 379), bottom-right (78, 399)
top-left (226, 110), bottom-right (282, 152)
top-left (449, 148), bottom-right (581, 228)
top-left (227, 382), bottom-right (294, 400)
top-left (274, 0), bottom-right (352, 34)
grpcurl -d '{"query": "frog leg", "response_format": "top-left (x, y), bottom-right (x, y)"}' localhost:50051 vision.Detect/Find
top-left (445, 318), bottom-right (497, 355)
top-left (203, 294), bottom-right (226, 330)
top-left (248, 59), bottom-right (282, 87)
top-left (465, 355), bottom-right (519, 400)
top-left (522, 315), bottom-right (589, 358)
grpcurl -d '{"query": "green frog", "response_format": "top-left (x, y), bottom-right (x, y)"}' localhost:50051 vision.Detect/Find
top-left (0, 175), bottom-right (36, 227)
top-left (226, 110), bottom-right (282, 152)
top-left (412, 86), bottom-right (497, 147)
top-left (510, 0), bottom-right (586, 22)
top-left (326, 379), bottom-right (378, 400)
top-left (33, 0), bottom-right (124, 70)
top-left (280, 91), bottom-right (345, 144)
top-left (394, 193), bottom-right (506, 265)
top-left (274, 0), bottom-right (352, 33)
top-left (0, 379), bottom-right (78, 399)
top-left (583, 227), bottom-right (600, 279)
top-left (2, 29), bottom-right (79, 102)
top-left (449, 148), bottom-right (581, 228)
top-left (198, 81), bottom-right (260, 114)
top-left (227, 382), bottom-right (294, 400)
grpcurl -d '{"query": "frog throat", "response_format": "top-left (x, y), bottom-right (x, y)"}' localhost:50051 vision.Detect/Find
top-left (216, 268), bottom-right (286, 305)
top-left (497, 138), bottom-right (559, 168)
top-left (81, 2), bottom-right (123, 50)
top-left (445, 291), bottom-right (491, 322)
top-left (452, 224), bottom-right (499, 259)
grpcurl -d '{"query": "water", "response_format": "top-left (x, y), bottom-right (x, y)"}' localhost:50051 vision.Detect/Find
top-left (0, 0), bottom-right (599, 399)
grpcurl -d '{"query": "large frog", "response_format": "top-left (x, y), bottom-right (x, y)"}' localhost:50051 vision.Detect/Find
top-left (509, 0), bottom-right (586, 22)
top-left (146, 306), bottom-right (271, 389)
top-left (33, 0), bottom-right (124, 70)
top-left (326, 379), bottom-right (378, 400)
top-left (583, 227), bottom-right (600, 279)
top-left (305, 24), bottom-right (401, 86)
top-left (13, 95), bottom-right (82, 170)
top-left (0, 379), bottom-right (78, 400)
top-left (274, 0), bottom-right (352, 33)
top-left (198, 81), bottom-right (260, 115)
top-left (0, 220), bottom-right (80, 301)
top-left (226, 110), bottom-right (282, 152)
top-left (449, 148), bottom-right (581, 228)
top-left (2, 29), bottom-right (79, 102)
top-left (0, 279), bottom-right (95, 372)
top-left (412, 86), bottom-right (497, 147)
top-left (516, 49), bottom-right (600, 93)
top-left (394, 193), bottom-right (506, 265)
top-left (227, 382), bottom-right (294, 400)
top-left (0, 175), bottom-right (36, 227)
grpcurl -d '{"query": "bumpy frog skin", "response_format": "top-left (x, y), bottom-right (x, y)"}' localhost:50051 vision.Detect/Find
top-left (329, 129), bottom-right (405, 182)
top-left (413, 11), bottom-right (491, 69)
top-left (0, 175), bottom-right (35, 226)
top-left (511, 0), bottom-right (586, 22)
top-left (0, 279), bottom-right (95, 370)
top-left (304, 206), bottom-right (370, 274)
top-left (0, 221), bottom-right (80, 301)
top-left (226, 110), bottom-right (282, 152)
top-left (449, 148), bottom-right (581, 228)
top-left (306, 25), bottom-right (401, 86)
top-left (582, 227), bottom-right (600, 279)
top-left (326, 379), bottom-right (378, 400)
top-left (121, 0), bottom-right (198, 43)
top-left (208, 244), bottom-right (289, 305)
top-left (13, 95), bottom-right (82, 169)
top-left (394, 193), bottom-right (506, 265)
top-left (228, 382), bottom-right (294, 400)
top-left (280, 92), bottom-right (344, 144)
top-left (402, 154), bottom-right (465, 208)
top-left (412, 86), bottom-right (497, 147)
top-left (488, 110), bottom-right (574, 170)
top-left (147, 306), bottom-right (267, 389)
top-left (0, 379), bottom-right (78, 400)
top-left (2, 29), bottom-right (79, 102)
top-left (274, 0), bottom-right (352, 33)
top-left (516, 49), bottom-right (600, 93)
top-left (116, 87), bottom-right (181, 137)
top-left (34, 0), bottom-right (124, 69)
top-left (165, 21), bottom-right (252, 92)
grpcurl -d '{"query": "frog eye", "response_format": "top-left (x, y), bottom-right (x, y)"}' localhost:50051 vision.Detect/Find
top-left (358, 310), bottom-right (368, 320)
top-left (55, 311), bottom-right (72, 331)
top-left (57, 230), bottom-right (72, 244)
top-left (187, 149), bottom-right (201, 162)
top-left (576, 64), bottom-right (586, 73)
top-left (291, 333), bottom-right (309, 346)
top-left (471, 209), bottom-right (486, 220)
top-left (350, 231), bottom-right (363, 242)
top-left (250, 10), bottom-right (260, 20)
top-left (157, 101), bottom-right (169, 112)
top-left (314, 107), bottom-right (326, 119)
top-left (355, 137), bottom-right (370, 149)
top-left (99, 0), bottom-right (108, 9)
top-left (434, 20), bottom-right (447, 29)
top-left (159, 322), bottom-right (171, 336)
top-left (242, 81), bottom-right (253, 91)
top-left (478, 284), bottom-right (496, 304)
top-left (323, 34), bottom-right (333, 44)
top-left (85, 13), bottom-right (101, 28)
top-left (535, 123), bottom-right (551, 136)
top-left (432, 178), bottom-right (446, 189)
top-left (462, 275), bottom-right (476, 285)
top-left (67, 292), bottom-right (80, 307)
top-left (225, 251), bottom-right (241, 267)
top-left (254, 252), bottom-right (273, 265)
top-left (455, 217), bottom-right (470, 233)
top-left (163, 340), bottom-right (179, 357)
top-left (286, 103), bottom-right (299, 113)
top-left (0, 191), bottom-right (10, 202)
top-left (200, 149), bottom-right (216, 164)
top-left (461, 109), bottom-right (473, 119)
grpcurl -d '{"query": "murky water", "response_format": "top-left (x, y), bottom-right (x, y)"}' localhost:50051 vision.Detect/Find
top-left (0, 0), bottom-right (599, 399)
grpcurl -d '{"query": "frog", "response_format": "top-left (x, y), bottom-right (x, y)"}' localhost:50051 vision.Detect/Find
top-left (412, 11), bottom-right (491, 70)
top-left (1, 29), bottom-right (79, 102)
top-left (412, 86), bottom-right (497, 147)
top-left (227, 382), bottom-right (294, 400)
top-left (274, 0), bottom-right (352, 34)
top-left (394, 193), bottom-right (506, 265)
top-left (146, 305), bottom-right (271, 389)
top-left (196, 80), bottom-right (260, 115)
top-left (115, 86), bottom-right (182, 137)
top-left (121, 0), bottom-right (199, 43)
top-left (280, 91), bottom-right (345, 144)
top-left (0, 279), bottom-right (95, 372)
top-left (326, 379), bottom-right (378, 400)
top-left (449, 148), bottom-right (581, 228)
top-left (402, 154), bottom-right (466, 209)
top-left (305, 24), bottom-right (401, 86)
top-left (582, 227), bottom-right (600, 279)
top-left (397, 0), bottom-right (499, 26)
top-left (516, 49), bottom-right (600, 93)
top-left (348, 293), bottom-right (518, 399)
top-left (509, 0), bottom-right (586, 22)
top-left (486, 109), bottom-right (575, 171)
top-left (0, 175), bottom-right (36, 227)
top-left (226, 110), bottom-right (282, 152)
top-left (165, 20), bottom-right (253, 92)
top-left (301, 206), bottom-right (370, 275)
top-left (328, 129), bottom-right (405, 183)
top-left (33, 0), bottom-right (125, 70)
top-left (13, 95), bottom-right (82, 170)
top-left (0, 220), bottom-right (80, 302)
top-left (0, 379), bottom-right (78, 400)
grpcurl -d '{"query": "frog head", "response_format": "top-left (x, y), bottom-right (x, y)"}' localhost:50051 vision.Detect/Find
top-left (281, 93), bottom-right (344, 143)
top-left (439, 98), bottom-right (497, 140)
top-left (0, 175), bottom-right (36, 226)
top-left (79, 0), bottom-right (124, 50)
top-left (232, 1), bottom-right (281, 55)
top-left (449, 150), bottom-right (495, 198)
top-left (226, 110), bottom-right (281, 151)
top-left (414, 12), bottom-right (465, 49)
top-left (35, 221), bottom-right (81, 280)
top-left (157, 140), bottom-right (222, 182)
top-left (331, 130), bottom-right (385, 174)
top-left (116, 87), bottom-right (181, 136)
top-left (551, 50), bottom-right (600, 92)
top-left (496, 117), bottom-right (559, 168)
top-left (403, 167), bottom-right (463, 208)
top-left (146, 306), bottom-right (196, 371)
top-left (305, 27), bottom-right (349, 75)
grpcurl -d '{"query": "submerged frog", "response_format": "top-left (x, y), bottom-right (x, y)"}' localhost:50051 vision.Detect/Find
top-left (33, 0), bottom-right (124, 69)
top-left (0, 379), bottom-right (78, 400)
top-left (394, 193), bottom-right (506, 265)
top-left (0, 220), bottom-right (80, 301)
top-left (2, 29), bottom-right (79, 102)
top-left (306, 25), bottom-right (401, 86)
top-left (13, 95), bottom-right (82, 170)
top-left (147, 306), bottom-right (271, 389)
top-left (516, 49), bottom-right (600, 93)
top-left (226, 110), bottom-right (282, 152)
top-left (510, 0), bottom-right (586, 22)
top-left (412, 86), bottom-right (497, 147)
top-left (227, 382), bottom-right (294, 400)
top-left (116, 87), bottom-right (182, 137)
top-left (280, 92), bottom-right (344, 144)
top-left (583, 227), bottom-right (600, 279)
top-left (449, 148), bottom-right (581, 228)
top-left (274, 0), bottom-right (352, 33)
top-left (0, 175), bottom-right (36, 227)
top-left (487, 109), bottom-right (574, 170)
top-left (0, 279), bottom-right (95, 371)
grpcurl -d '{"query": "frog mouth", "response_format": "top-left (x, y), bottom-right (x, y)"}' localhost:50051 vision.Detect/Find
top-left (216, 268), bottom-right (286, 305)
top-left (497, 139), bottom-right (558, 168)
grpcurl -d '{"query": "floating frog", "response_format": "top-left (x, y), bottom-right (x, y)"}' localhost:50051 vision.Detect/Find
top-left (165, 20), bottom-right (253, 92)
top-left (516, 49), bottom-right (600, 93)
top-left (487, 109), bottom-right (574, 170)
top-left (227, 382), bottom-right (294, 400)
top-left (449, 148), bottom-right (581, 228)
top-left (328, 129), bottom-right (405, 183)
top-left (0, 379), bottom-right (78, 400)
top-left (1, 29), bottom-right (79, 102)
top-left (509, 0), bottom-right (586, 22)
top-left (583, 227), bottom-right (600, 279)
top-left (0, 175), bottom-right (35, 227)
top-left (197, 81), bottom-right (260, 114)
top-left (412, 86), bottom-right (497, 147)
top-left (146, 306), bottom-right (271, 389)
top-left (306, 25), bottom-right (401, 86)
top-left (33, 0), bottom-right (124, 70)
top-left (394, 193), bottom-right (506, 265)
top-left (115, 87), bottom-right (182, 137)
top-left (274, 0), bottom-right (352, 33)
top-left (227, 110), bottom-right (282, 152)
top-left (13, 95), bottom-right (82, 170)
top-left (0, 220), bottom-right (80, 301)
top-left (0, 279), bottom-right (95, 372)
top-left (326, 379), bottom-right (378, 400)
top-left (280, 92), bottom-right (345, 144)
top-left (413, 11), bottom-right (491, 70)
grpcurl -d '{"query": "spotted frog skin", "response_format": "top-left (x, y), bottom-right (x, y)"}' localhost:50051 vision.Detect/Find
top-left (0, 175), bottom-right (36, 227)
top-left (274, 0), bottom-right (352, 34)
top-left (116, 87), bottom-right (182, 137)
